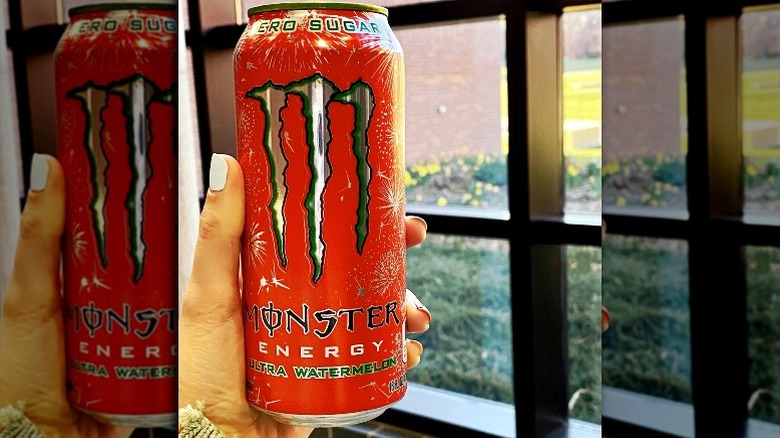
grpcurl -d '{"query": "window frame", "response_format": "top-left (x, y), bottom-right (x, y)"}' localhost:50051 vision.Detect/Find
top-left (602, 1), bottom-right (780, 437)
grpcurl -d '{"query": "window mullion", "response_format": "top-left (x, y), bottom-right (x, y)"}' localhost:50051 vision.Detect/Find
top-left (685, 8), bottom-right (750, 437)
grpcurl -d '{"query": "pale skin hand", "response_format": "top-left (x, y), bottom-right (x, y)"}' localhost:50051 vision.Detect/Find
top-left (179, 154), bottom-right (430, 438)
top-left (0, 155), bottom-right (133, 438)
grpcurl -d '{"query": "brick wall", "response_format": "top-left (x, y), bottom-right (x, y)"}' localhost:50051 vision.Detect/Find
top-left (395, 19), bottom-right (504, 165)
top-left (603, 20), bottom-right (685, 157)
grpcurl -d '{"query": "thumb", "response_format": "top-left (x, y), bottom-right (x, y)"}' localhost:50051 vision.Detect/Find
top-left (5, 154), bottom-right (65, 317)
top-left (183, 154), bottom-right (245, 321)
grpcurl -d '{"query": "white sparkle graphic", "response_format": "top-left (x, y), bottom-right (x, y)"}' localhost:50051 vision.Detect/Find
top-left (371, 249), bottom-right (402, 296)
top-left (258, 268), bottom-right (289, 292)
top-left (359, 381), bottom-right (390, 399)
top-left (71, 223), bottom-right (87, 264)
top-left (79, 266), bottom-right (111, 293)
top-left (377, 169), bottom-right (405, 221)
top-left (249, 223), bottom-right (268, 266)
top-left (251, 376), bottom-right (281, 407)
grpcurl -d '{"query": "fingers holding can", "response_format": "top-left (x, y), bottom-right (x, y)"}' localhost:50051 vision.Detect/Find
top-left (405, 289), bottom-right (430, 370)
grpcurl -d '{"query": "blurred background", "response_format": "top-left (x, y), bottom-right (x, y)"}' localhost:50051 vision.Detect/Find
top-left (1, 0), bottom-right (778, 437)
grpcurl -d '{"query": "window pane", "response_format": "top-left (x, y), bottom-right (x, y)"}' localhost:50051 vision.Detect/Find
top-left (746, 246), bottom-right (780, 425)
top-left (563, 8), bottom-right (602, 214)
top-left (742, 7), bottom-right (780, 220)
top-left (406, 234), bottom-right (512, 404)
top-left (603, 19), bottom-right (688, 216)
top-left (566, 245), bottom-right (602, 424)
top-left (603, 235), bottom-right (691, 403)
top-left (398, 19), bottom-right (508, 216)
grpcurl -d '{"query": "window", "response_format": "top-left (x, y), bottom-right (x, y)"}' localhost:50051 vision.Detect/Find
top-left (602, 2), bottom-right (780, 438)
top-left (563, 8), bottom-right (602, 215)
top-left (741, 6), bottom-right (780, 223)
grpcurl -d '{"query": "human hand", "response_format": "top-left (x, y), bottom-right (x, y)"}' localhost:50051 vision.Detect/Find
top-left (179, 154), bottom-right (430, 437)
top-left (0, 154), bottom-right (133, 438)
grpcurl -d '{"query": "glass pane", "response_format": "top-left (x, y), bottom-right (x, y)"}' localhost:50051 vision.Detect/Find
top-left (562, 8), bottom-right (602, 214)
top-left (742, 7), bottom-right (780, 220)
top-left (603, 19), bottom-right (688, 216)
top-left (241, 0), bottom-right (449, 23)
top-left (602, 235), bottom-right (691, 403)
top-left (746, 246), bottom-right (780, 425)
top-left (406, 234), bottom-right (513, 404)
top-left (566, 245), bottom-right (602, 424)
top-left (398, 19), bottom-right (508, 215)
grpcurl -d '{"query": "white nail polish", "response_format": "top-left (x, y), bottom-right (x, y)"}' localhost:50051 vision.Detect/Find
top-left (209, 154), bottom-right (228, 192)
top-left (30, 154), bottom-right (49, 192)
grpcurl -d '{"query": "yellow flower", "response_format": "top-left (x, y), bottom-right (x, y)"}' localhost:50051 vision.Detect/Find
top-left (604, 162), bottom-right (619, 175)
top-left (470, 199), bottom-right (480, 206)
top-left (436, 197), bottom-right (447, 206)
top-left (616, 197), bottom-right (627, 206)
top-left (747, 165), bottom-right (758, 176)
top-left (444, 167), bottom-right (452, 176)
top-left (462, 193), bottom-right (473, 202)
top-left (567, 164), bottom-right (579, 177)
top-left (427, 162), bottom-right (441, 174)
top-left (477, 152), bottom-right (485, 165)
top-left (415, 194), bottom-right (423, 201)
top-left (405, 171), bottom-right (413, 184)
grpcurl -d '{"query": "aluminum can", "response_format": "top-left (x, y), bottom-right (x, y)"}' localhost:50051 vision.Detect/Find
top-left (54, 2), bottom-right (177, 427)
top-left (235, 2), bottom-right (406, 427)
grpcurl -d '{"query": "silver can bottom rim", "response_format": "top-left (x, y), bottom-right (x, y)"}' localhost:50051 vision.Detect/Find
top-left (251, 403), bottom-right (396, 427)
top-left (73, 407), bottom-right (176, 428)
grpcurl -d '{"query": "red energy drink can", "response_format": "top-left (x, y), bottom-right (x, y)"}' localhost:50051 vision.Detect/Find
top-left (54, 2), bottom-right (177, 427)
top-left (235, 2), bottom-right (406, 426)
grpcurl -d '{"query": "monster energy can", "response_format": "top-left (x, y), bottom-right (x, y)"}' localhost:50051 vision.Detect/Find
top-left (235, 2), bottom-right (407, 427)
top-left (54, 2), bottom-right (177, 427)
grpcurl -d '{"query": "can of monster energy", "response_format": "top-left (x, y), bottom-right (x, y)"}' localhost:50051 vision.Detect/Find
top-left (54, 1), bottom-right (177, 427)
top-left (234, 1), bottom-right (407, 427)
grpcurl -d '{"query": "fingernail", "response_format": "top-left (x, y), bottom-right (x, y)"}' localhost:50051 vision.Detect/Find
top-left (408, 339), bottom-right (423, 356)
top-left (411, 291), bottom-right (432, 323)
top-left (209, 154), bottom-right (228, 192)
top-left (409, 215), bottom-right (427, 231)
top-left (30, 154), bottom-right (49, 192)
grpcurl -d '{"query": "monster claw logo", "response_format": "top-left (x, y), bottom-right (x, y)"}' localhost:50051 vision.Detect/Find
top-left (69, 74), bottom-right (174, 283)
top-left (248, 74), bottom-right (375, 283)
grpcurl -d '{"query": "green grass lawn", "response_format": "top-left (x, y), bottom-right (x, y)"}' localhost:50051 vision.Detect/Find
top-left (563, 69), bottom-right (601, 121)
top-left (743, 68), bottom-right (780, 121)
top-left (406, 236), bottom-right (604, 424)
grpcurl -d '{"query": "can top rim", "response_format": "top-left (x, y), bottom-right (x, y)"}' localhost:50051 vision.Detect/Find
top-left (69, 2), bottom-right (177, 17)
top-left (248, 2), bottom-right (388, 17)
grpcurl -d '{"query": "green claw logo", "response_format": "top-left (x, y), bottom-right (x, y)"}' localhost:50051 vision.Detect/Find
top-left (247, 74), bottom-right (375, 283)
top-left (69, 74), bottom-right (174, 283)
